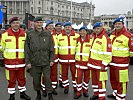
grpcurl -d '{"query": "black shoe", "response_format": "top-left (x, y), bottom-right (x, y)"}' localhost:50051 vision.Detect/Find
top-left (90, 95), bottom-right (98, 100)
top-left (59, 82), bottom-right (64, 88)
top-left (36, 94), bottom-right (41, 100)
top-left (42, 90), bottom-right (47, 97)
top-left (64, 88), bottom-right (69, 94)
top-left (48, 93), bottom-right (53, 100)
top-left (107, 94), bottom-right (116, 99)
top-left (52, 89), bottom-right (58, 95)
top-left (20, 92), bottom-right (31, 100)
top-left (9, 94), bottom-right (15, 100)
top-left (74, 94), bottom-right (81, 99)
top-left (83, 92), bottom-right (89, 97)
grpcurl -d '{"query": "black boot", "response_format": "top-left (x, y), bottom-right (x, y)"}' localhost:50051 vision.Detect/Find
top-left (107, 94), bottom-right (116, 99)
top-left (52, 89), bottom-right (58, 95)
top-left (90, 95), bottom-right (98, 100)
top-left (20, 91), bottom-right (31, 100)
top-left (48, 93), bottom-right (53, 100)
top-left (64, 88), bottom-right (69, 94)
top-left (9, 93), bottom-right (15, 100)
top-left (42, 90), bottom-right (47, 97)
top-left (36, 90), bottom-right (41, 100)
top-left (83, 92), bottom-right (89, 97)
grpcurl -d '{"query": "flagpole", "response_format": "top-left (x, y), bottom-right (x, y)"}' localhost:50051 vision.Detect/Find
top-left (70, 0), bottom-right (72, 23)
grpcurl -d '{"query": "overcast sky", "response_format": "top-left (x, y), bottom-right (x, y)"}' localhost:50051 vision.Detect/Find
top-left (68, 0), bottom-right (133, 16)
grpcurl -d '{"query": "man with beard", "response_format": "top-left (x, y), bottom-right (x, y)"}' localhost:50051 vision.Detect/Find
top-left (107, 17), bottom-right (133, 100)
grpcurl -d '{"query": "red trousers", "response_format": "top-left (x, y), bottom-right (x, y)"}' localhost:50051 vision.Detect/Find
top-left (50, 63), bottom-right (58, 89)
top-left (91, 69), bottom-right (107, 100)
top-left (110, 66), bottom-right (128, 100)
top-left (61, 63), bottom-right (76, 90)
top-left (76, 68), bottom-right (90, 96)
top-left (5, 68), bottom-right (26, 94)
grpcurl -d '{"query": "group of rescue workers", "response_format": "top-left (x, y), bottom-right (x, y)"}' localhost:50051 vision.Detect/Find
top-left (0, 16), bottom-right (133, 100)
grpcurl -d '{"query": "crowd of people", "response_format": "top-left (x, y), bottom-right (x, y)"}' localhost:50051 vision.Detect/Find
top-left (0, 16), bottom-right (133, 100)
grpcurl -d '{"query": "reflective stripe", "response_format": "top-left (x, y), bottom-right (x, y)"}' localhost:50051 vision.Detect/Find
top-left (90, 49), bottom-right (112, 55)
top-left (52, 86), bottom-right (56, 89)
top-left (54, 46), bottom-right (58, 48)
top-left (62, 80), bottom-right (69, 84)
top-left (8, 88), bottom-right (16, 94)
top-left (130, 52), bottom-right (133, 54)
top-left (73, 84), bottom-right (77, 88)
top-left (110, 63), bottom-right (129, 67)
top-left (87, 63), bottom-right (101, 69)
top-left (77, 84), bottom-right (82, 87)
top-left (92, 85), bottom-right (98, 88)
top-left (99, 89), bottom-right (106, 92)
top-left (63, 83), bottom-right (69, 87)
top-left (77, 87), bottom-right (82, 91)
top-left (5, 64), bottom-right (25, 68)
top-left (59, 59), bottom-right (75, 62)
top-left (99, 94), bottom-right (106, 97)
top-left (102, 61), bottom-right (108, 66)
top-left (54, 59), bottom-right (58, 62)
top-left (59, 46), bottom-right (75, 49)
top-left (5, 49), bottom-right (24, 52)
top-left (76, 53), bottom-right (89, 56)
top-left (83, 82), bottom-right (88, 87)
top-left (82, 85), bottom-right (88, 90)
top-left (117, 94), bottom-right (126, 97)
top-left (113, 47), bottom-right (129, 51)
top-left (76, 65), bottom-right (88, 69)
top-left (0, 46), bottom-right (2, 48)
top-left (113, 90), bottom-right (117, 96)
top-left (116, 96), bottom-right (125, 100)
top-left (52, 82), bottom-right (57, 84)
top-left (93, 89), bottom-right (99, 92)
top-left (72, 81), bottom-right (76, 84)
top-left (18, 86), bottom-right (26, 92)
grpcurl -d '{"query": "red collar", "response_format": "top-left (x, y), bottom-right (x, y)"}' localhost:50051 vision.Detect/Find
top-left (93, 28), bottom-right (106, 39)
top-left (6, 27), bottom-right (25, 36)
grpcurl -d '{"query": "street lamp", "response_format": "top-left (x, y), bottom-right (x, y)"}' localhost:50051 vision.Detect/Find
top-left (2, 5), bottom-right (7, 24)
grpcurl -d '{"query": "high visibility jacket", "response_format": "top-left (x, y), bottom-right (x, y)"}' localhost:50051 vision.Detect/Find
top-left (110, 27), bottom-right (133, 68)
top-left (58, 30), bottom-right (79, 64)
top-left (0, 27), bottom-right (26, 70)
top-left (51, 30), bottom-right (59, 63)
top-left (87, 29), bottom-right (112, 70)
top-left (75, 34), bottom-right (93, 69)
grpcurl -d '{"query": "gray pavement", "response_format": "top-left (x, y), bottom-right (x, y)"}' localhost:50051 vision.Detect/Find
top-left (0, 65), bottom-right (133, 100)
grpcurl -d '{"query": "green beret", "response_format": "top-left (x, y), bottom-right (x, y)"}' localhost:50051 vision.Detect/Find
top-left (34, 17), bottom-right (43, 22)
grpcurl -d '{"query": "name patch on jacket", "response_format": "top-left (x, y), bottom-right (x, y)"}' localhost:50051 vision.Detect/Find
top-left (85, 44), bottom-right (91, 47)
top-left (96, 41), bottom-right (102, 45)
top-left (73, 38), bottom-right (77, 40)
top-left (116, 40), bottom-right (123, 43)
top-left (5, 39), bottom-right (11, 42)
top-left (59, 39), bottom-right (64, 41)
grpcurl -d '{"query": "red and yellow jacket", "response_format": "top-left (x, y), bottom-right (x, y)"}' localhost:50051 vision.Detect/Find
top-left (0, 27), bottom-right (26, 70)
top-left (75, 34), bottom-right (93, 69)
top-left (110, 26), bottom-right (133, 69)
top-left (58, 29), bottom-right (79, 64)
top-left (88, 29), bottom-right (112, 70)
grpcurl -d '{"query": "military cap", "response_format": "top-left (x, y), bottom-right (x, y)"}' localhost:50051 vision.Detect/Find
top-left (93, 22), bottom-right (103, 29)
top-left (63, 22), bottom-right (72, 27)
top-left (45, 20), bottom-right (54, 27)
top-left (33, 16), bottom-right (43, 22)
top-left (79, 26), bottom-right (88, 31)
top-left (9, 16), bottom-right (19, 24)
top-left (113, 17), bottom-right (124, 25)
top-left (55, 22), bottom-right (62, 27)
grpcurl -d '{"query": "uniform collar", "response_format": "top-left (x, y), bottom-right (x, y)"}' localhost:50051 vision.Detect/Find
top-left (62, 29), bottom-right (76, 36)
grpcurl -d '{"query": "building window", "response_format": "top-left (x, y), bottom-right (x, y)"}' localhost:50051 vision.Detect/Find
top-left (38, 7), bottom-right (41, 14)
top-left (31, 7), bottom-right (33, 14)
top-left (9, 8), bottom-right (13, 14)
top-left (50, 7), bottom-right (54, 15)
top-left (39, 1), bottom-right (41, 4)
top-left (17, 9), bottom-right (19, 14)
top-left (51, 1), bottom-right (53, 5)
top-left (62, 6), bottom-right (64, 8)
